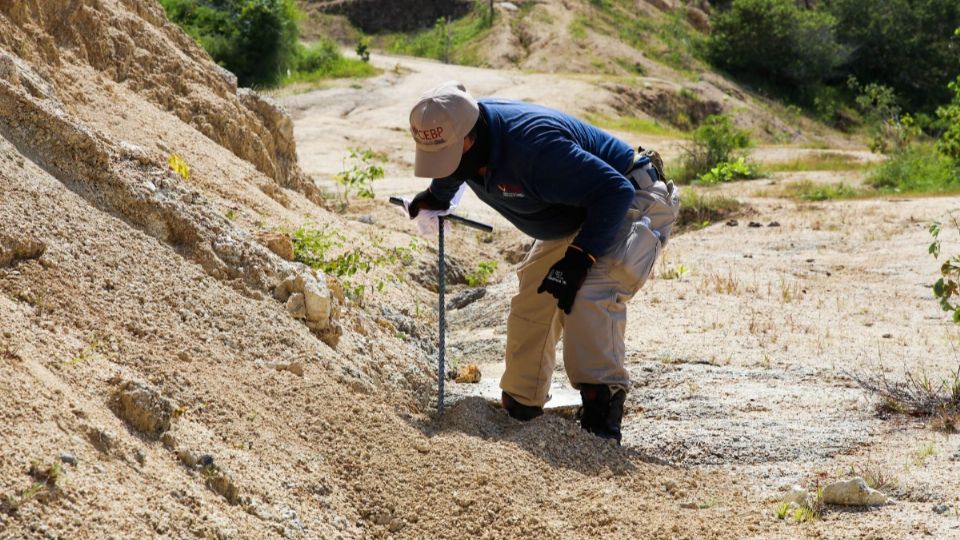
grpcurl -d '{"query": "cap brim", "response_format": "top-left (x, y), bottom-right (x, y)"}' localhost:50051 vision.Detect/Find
top-left (414, 142), bottom-right (463, 179)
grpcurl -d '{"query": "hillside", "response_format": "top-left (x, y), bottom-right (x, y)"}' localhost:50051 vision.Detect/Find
top-left (2, 1), bottom-right (960, 539)
top-left (302, 0), bottom-right (858, 148)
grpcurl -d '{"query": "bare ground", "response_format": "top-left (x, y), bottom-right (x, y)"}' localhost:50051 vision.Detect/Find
top-left (281, 53), bottom-right (960, 538)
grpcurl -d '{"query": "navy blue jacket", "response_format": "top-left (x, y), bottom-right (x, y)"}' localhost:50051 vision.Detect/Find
top-left (429, 99), bottom-right (635, 257)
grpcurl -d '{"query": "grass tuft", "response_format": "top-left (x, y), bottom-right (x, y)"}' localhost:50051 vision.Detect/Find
top-left (762, 152), bottom-right (875, 173)
top-left (677, 189), bottom-right (745, 230)
top-left (778, 180), bottom-right (861, 201)
top-left (850, 366), bottom-right (960, 432)
top-left (584, 113), bottom-right (689, 139)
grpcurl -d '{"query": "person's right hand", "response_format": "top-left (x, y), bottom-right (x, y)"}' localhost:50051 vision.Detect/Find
top-left (408, 189), bottom-right (450, 218)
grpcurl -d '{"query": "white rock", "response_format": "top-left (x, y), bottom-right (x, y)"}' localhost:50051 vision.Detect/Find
top-left (300, 273), bottom-right (331, 325)
top-left (822, 477), bottom-right (888, 506)
top-left (783, 485), bottom-right (811, 508)
top-left (497, 2), bottom-right (519, 11)
top-left (285, 293), bottom-right (306, 319)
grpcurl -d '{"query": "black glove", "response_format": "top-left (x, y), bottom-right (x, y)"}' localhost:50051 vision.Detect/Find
top-left (537, 246), bottom-right (594, 314)
top-left (408, 189), bottom-right (450, 218)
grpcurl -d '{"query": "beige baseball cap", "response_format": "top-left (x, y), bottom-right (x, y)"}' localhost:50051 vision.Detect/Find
top-left (409, 81), bottom-right (479, 178)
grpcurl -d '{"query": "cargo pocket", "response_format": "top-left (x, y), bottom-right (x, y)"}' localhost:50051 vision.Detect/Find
top-left (609, 221), bottom-right (662, 293)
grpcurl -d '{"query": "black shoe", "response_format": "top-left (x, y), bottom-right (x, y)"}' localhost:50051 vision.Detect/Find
top-left (578, 384), bottom-right (625, 444)
top-left (501, 392), bottom-right (543, 421)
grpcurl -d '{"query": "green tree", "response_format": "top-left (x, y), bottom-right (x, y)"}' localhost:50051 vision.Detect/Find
top-left (825, 0), bottom-right (960, 112)
top-left (159, 0), bottom-right (300, 87)
top-left (708, 0), bottom-right (843, 96)
top-left (937, 31), bottom-right (960, 162)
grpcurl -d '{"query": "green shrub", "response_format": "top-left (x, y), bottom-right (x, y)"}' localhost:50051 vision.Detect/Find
top-left (696, 157), bottom-right (759, 185)
top-left (294, 39), bottom-right (340, 73)
top-left (677, 114), bottom-right (752, 183)
top-left (848, 78), bottom-right (921, 154)
top-left (334, 148), bottom-right (385, 207)
top-left (160, 0), bottom-right (300, 88)
top-left (466, 261), bottom-right (497, 287)
top-left (867, 144), bottom-right (959, 194)
top-left (290, 223), bottom-right (419, 301)
top-left (708, 0), bottom-right (843, 96)
top-left (937, 72), bottom-right (960, 162)
top-left (355, 37), bottom-right (371, 63)
top-left (385, 6), bottom-right (493, 65)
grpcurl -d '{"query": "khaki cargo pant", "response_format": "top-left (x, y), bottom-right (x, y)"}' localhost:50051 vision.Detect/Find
top-left (500, 165), bottom-right (680, 407)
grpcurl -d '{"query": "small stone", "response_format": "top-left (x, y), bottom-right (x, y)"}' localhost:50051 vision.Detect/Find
top-left (110, 379), bottom-right (178, 439)
top-left (767, 221), bottom-right (781, 227)
top-left (256, 232), bottom-right (294, 261)
top-left (881, 333), bottom-right (892, 339)
top-left (454, 363), bottom-right (481, 384)
top-left (285, 362), bottom-right (304, 377)
top-left (783, 485), bottom-right (811, 508)
top-left (199, 454), bottom-right (214, 467)
top-left (273, 361), bottom-right (305, 377)
top-left (357, 215), bottom-right (375, 225)
top-left (933, 503), bottom-right (951, 514)
top-left (821, 477), bottom-right (888, 506)
top-left (60, 453), bottom-right (77, 466)
top-left (414, 441), bottom-right (431, 454)
top-left (178, 450), bottom-right (199, 467)
top-left (748, 221), bottom-right (763, 228)
top-left (448, 288), bottom-right (487, 310)
top-left (725, 219), bottom-right (738, 227)
top-left (161, 432), bottom-right (177, 450)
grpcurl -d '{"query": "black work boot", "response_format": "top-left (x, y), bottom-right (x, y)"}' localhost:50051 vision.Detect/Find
top-left (501, 392), bottom-right (544, 421)
top-left (578, 384), bottom-right (626, 444)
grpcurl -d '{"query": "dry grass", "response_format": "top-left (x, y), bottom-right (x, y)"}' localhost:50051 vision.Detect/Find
top-left (698, 271), bottom-right (741, 295)
top-left (762, 152), bottom-right (875, 173)
top-left (850, 366), bottom-right (960, 431)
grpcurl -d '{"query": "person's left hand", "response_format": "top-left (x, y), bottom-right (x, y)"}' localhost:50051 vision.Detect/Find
top-left (537, 246), bottom-right (594, 314)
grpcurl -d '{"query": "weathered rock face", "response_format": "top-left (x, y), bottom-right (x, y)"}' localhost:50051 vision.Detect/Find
top-left (0, 0), bottom-right (317, 200)
top-left (0, 0), bottom-right (338, 336)
top-left (310, 0), bottom-right (474, 32)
